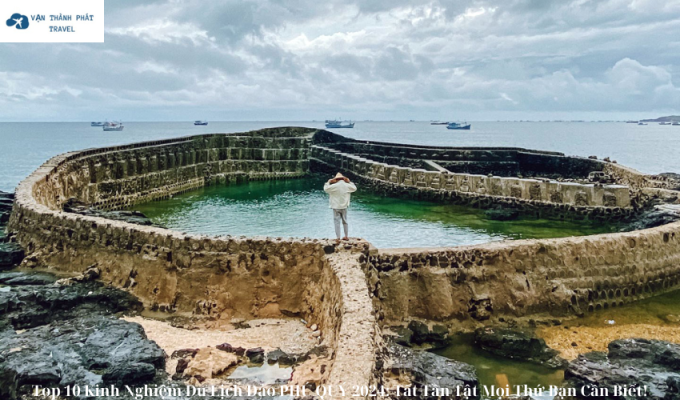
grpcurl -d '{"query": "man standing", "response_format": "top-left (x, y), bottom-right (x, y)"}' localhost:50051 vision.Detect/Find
top-left (323, 172), bottom-right (357, 241)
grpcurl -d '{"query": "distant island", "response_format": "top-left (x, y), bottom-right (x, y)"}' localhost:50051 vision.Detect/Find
top-left (640, 115), bottom-right (680, 122)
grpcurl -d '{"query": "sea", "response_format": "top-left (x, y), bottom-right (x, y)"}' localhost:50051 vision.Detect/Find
top-left (0, 121), bottom-right (678, 192)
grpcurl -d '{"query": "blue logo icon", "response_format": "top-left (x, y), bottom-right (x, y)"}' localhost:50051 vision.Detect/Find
top-left (6, 13), bottom-right (29, 30)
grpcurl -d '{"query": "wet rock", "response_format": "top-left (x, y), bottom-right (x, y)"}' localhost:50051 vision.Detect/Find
top-left (565, 338), bottom-right (680, 399)
top-left (385, 342), bottom-right (479, 400)
top-left (246, 347), bottom-right (265, 364)
top-left (0, 315), bottom-right (165, 398)
top-left (391, 325), bottom-right (413, 346)
top-left (103, 362), bottom-right (158, 385)
top-left (485, 206), bottom-right (520, 221)
top-left (474, 327), bottom-right (566, 368)
top-left (267, 349), bottom-right (294, 366)
top-left (0, 242), bottom-right (24, 271)
top-left (408, 320), bottom-right (449, 348)
top-left (0, 271), bottom-right (58, 286)
top-left (0, 271), bottom-right (164, 399)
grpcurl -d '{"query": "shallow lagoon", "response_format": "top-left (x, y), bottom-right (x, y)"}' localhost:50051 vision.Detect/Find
top-left (133, 175), bottom-right (618, 249)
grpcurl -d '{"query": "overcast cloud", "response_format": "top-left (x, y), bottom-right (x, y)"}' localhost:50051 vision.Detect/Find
top-left (1, 0), bottom-right (679, 121)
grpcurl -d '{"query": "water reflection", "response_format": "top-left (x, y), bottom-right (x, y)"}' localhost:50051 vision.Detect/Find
top-left (132, 175), bottom-right (617, 248)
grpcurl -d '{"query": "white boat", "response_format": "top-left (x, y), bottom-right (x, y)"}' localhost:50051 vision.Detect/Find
top-left (103, 121), bottom-right (124, 131)
top-left (673, 122), bottom-right (680, 126)
top-left (638, 122), bottom-right (648, 126)
top-left (660, 122), bottom-right (671, 125)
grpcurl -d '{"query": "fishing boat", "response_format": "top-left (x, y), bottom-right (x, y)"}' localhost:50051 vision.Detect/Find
top-left (102, 121), bottom-right (124, 131)
top-left (91, 122), bottom-right (105, 127)
top-left (430, 121), bottom-right (449, 125)
top-left (638, 122), bottom-right (648, 126)
top-left (194, 120), bottom-right (208, 126)
top-left (446, 122), bottom-right (471, 130)
top-left (325, 119), bottom-right (354, 129)
top-left (673, 122), bottom-right (680, 126)
top-left (660, 122), bottom-right (671, 125)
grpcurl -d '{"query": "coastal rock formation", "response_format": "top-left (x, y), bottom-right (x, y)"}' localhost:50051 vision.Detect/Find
top-left (0, 191), bottom-right (23, 271)
top-left (383, 341), bottom-right (479, 400)
top-left (474, 327), bottom-right (567, 368)
top-left (0, 271), bottom-right (165, 399)
top-left (390, 321), bottom-right (450, 349)
top-left (620, 204), bottom-right (680, 232)
top-left (564, 338), bottom-right (680, 399)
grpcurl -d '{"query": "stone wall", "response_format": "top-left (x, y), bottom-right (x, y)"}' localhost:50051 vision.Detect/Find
top-left (34, 129), bottom-right (312, 211)
top-left (365, 221), bottom-right (680, 323)
top-left (7, 126), bottom-right (680, 394)
top-left (8, 127), bottom-right (380, 396)
top-left (317, 136), bottom-right (602, 179)
top-left (310, 145), bottom-right (632, 219)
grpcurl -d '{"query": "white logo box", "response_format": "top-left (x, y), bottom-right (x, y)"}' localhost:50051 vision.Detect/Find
top-left (1, 0), bottom-right (104, 43)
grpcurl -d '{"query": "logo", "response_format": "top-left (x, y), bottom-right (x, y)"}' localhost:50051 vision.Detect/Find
top-left (6, 13), bottom-right (29, 30)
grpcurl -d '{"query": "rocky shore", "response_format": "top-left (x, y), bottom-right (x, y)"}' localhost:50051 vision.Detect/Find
top-left (565, 339), bottom-right (680, 399)
top-left (0, 269), bottom-right (166, 399)
top-left (0, 191), bottom-right (23, 271)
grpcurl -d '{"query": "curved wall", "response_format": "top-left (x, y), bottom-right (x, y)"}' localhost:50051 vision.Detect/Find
top-left (8, 127), bottom-right (381, 394)
top-left (365, 223), bottom-right (680, 323)
top-left (7, 127), bottom-right (680, 393)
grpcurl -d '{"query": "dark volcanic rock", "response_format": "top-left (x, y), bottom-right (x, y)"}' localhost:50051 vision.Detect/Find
top-left (0, 271), bottom-right (164, 399)
top-left (246, 347), bottom-right (265, 364)
top-left (0, 271), bottom-right (58, 286)
top-left (474, 327), bottom-right (566, 368)
top-left (0, 242), bottom-right (24, 271)
top-left (565, 338), bottom-right (680, 399)
top-left (267, 349), bottom-right (294, 366)
top-left (485, 206), bottom-right (520, 221)
top-left (408, 320), bottom-right (449, 348)
top-left (62, 198), bottom-right (160, 227)
top-left (386, 342), bottom-right (479, 400)
top-left (620, 207), bottom-right (680, 232)
top-left (391, 326), bottom-right (414, 346)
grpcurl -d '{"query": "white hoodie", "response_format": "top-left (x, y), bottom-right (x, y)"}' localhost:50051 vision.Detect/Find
top-left (323, 180), bottom-right (357, 210)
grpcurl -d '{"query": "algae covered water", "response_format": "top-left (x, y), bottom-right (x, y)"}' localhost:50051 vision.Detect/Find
top-left (433, 289), bottom-right (680, 397)
top-left (133, 175), bottom-right (617, 248)
top-left (433, 333), bottom-right (564, 391)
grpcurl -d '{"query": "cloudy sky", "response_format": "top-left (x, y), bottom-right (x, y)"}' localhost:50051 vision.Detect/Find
top-left (1, 0), bottom-right (679, 121)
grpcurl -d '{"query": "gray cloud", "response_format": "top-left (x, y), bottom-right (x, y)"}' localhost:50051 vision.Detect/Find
top-left (0, 0), bottom-right (679, 121)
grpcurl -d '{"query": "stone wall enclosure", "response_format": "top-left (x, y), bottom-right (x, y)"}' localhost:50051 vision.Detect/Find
top-left (7, 127), bottom-right (680, 396)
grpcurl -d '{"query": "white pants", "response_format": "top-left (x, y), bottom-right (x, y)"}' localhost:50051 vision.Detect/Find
top-left (333, 209), bottom-right (348, 239)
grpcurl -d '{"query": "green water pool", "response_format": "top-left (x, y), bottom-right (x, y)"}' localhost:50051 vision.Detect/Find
top-left (132, 175), bottom-right (618, 248)
top-left (433, 289), bottom-right (680, 396)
